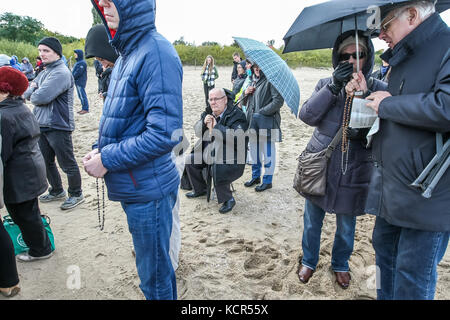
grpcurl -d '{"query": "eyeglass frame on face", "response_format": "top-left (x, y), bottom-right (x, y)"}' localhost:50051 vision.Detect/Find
top-left (380, 7), bottom-right (408, 33)
top-left (380, 15), bottom-right (398, 32)
top-left (339, 51), bottom-right (366, 62)
top-left (208, 95), bottom-right (226, 103)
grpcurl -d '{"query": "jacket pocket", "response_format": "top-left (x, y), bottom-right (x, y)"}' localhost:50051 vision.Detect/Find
top-left (412, 148), bottom-right (425, 177)
top-left (412, 142), bottom-right (435, 178)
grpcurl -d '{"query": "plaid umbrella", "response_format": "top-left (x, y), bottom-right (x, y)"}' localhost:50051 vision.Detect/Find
top-left (233, 37), bottom-right (300, 117)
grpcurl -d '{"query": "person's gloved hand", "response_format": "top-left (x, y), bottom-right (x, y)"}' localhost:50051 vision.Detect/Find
top-left (328, 62), bottom-right (354, 95)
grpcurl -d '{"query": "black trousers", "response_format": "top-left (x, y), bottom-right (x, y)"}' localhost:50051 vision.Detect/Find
top-left (0, 221), bottom-right (19, 288)
top-left (185, 154), bottom-right (232, 204)
top-left (5, 198), bottom-right (52, 257)
top-left (39, 130), bottom-right (82, 197)
top-left (203, 83), bottom-right (214, 109)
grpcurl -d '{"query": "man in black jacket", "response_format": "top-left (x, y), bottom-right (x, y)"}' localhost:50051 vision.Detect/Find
top-left (366, 0), bottom-right (450, 300)
top-left (185, 88), bottom-right (248, 213)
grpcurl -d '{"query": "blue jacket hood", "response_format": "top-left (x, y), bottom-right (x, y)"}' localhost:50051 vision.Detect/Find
top-left (91, 0), bottom-right (157, 56)
top-left (74, 49), bottom-right (84, 61)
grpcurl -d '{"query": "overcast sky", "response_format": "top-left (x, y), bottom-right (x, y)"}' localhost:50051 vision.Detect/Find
top-left (2, 0), bottom-right (449, 51)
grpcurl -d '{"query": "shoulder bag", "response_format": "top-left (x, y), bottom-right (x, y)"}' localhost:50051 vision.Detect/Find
top-left (293, 127), bottom-right (343, 196)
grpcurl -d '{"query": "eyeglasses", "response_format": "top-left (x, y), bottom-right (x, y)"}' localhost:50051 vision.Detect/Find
top-left (339, 51), bottom-right (366, 61)
top-left (208, 95), bottom-right (226, 103)
top-left (380, 15), bottom-right (398, 32)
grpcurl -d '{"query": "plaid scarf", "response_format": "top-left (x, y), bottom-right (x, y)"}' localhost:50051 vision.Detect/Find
top-left (202, 65), bottom-right (216, 87)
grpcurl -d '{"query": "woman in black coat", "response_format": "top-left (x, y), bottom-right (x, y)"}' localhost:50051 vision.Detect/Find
top-left (0, 67), bottom-right (54, 271)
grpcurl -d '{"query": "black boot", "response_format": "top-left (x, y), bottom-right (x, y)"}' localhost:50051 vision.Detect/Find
top-left (244, 177), bottom-right (261, 187)
top-left (255, 183), bottom-right (272, 192)
top-left (219, 197), bottom-right (236, 214)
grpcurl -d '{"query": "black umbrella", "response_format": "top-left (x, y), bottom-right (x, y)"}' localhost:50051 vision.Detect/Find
top-left (283, 0), bottom-right (450, 53)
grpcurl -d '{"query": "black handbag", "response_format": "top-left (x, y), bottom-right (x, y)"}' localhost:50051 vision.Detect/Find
top-left (293, 128), bottom-right (343, 196)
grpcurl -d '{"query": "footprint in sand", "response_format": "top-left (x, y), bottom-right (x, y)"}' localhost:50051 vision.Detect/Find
top-left (243, 245), bottom-right (282, 279)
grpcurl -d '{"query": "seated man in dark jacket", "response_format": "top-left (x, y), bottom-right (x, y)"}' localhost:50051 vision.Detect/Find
top-left (185, 88), bottom-right (248, 214)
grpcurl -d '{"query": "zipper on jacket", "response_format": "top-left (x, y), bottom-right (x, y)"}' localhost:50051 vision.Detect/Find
top-left (399, 80), bottom-right (405, 95)
top-left (128, 170), bottom-right (138, 188)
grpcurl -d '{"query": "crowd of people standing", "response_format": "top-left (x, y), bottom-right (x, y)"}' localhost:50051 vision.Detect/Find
top-left (0, 0), bottom-right (448, 302)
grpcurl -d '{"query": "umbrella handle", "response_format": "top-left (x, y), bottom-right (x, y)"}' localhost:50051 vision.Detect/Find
top-left (355, 15), bottom-right (360, 75)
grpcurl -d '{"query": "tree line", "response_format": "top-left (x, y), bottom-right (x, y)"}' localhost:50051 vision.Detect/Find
top-left (1, 12), bottom-right (380, 69)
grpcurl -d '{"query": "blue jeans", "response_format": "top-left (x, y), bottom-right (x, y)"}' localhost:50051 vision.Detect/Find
top-left (372, 217), bottom-right (449, 300)
top-left (301, 199), bottom-right (356, 272)
top-left (121, 191), bottom-right (178, 300)
top-left (76, 85), bottom-right (89, 111)
top-left (250, 139), bottom-right (276, 184)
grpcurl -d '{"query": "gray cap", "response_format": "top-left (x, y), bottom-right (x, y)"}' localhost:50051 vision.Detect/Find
top-left (0, 54), bottom-right (11, 67)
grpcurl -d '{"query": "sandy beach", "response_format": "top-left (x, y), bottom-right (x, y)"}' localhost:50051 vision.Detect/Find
top-left (1, 65), bottom-right (449, 300)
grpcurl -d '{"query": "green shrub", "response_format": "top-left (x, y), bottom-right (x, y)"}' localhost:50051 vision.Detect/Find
top-left (0, 38), bottom-right (91, 68)
top-left (2, 38), bottom-right (380, 70)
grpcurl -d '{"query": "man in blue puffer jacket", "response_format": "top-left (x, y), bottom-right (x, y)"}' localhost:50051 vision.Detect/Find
top-left (83, 0), bottom-right (183, 300)
top-left (72, 49), bottom-right (89, 114)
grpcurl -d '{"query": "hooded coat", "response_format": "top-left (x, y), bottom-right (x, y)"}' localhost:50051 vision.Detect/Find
top-left (21, 58), bottom-right (34, 80)
top-left (299, 31), bottom-right (387, 216)
top-left (365, 13), bottom-right (450, 232)
top-left (92, 0), bottom-right (183, 202)
top-left (72, 50), bottom-right (88, 87)
top-left (243, 72), bottom-right (284, 142)
top-left (0, 98), bottom-right (48, 204)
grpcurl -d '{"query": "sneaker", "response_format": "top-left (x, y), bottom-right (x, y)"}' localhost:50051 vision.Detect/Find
top-left (39, 190), bottom-right (66, 203)
top-left (17, 251), bottom-right (54, 262)
top-left (78, 110), bottom-right (89, 114)
top-left (60, 195), bottom-right (85, 210)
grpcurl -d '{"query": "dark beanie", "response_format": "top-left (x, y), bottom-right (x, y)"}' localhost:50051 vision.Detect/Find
top-left (85, 25), bottom-right (119, 63)
top-left (38, 37), bottom-right (63, 58)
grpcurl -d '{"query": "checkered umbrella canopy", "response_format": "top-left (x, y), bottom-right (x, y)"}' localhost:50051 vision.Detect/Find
top-left (233, 37), bottom-right (300, 117)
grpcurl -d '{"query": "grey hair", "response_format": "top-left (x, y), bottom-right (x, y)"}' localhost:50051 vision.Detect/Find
top-left (395, 1), bottom-right (435, 21)
top-left (210, 87), bottom-right (226, 97)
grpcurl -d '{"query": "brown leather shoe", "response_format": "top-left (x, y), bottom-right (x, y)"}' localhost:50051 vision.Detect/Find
top-left (297, 265), bottom-right (314, 284)
top-left (334, 271), bottom-right (351, 289)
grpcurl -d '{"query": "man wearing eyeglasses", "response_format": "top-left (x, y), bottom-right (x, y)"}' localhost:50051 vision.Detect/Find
top-left (365, 0), bottom-right (450, 300)
top-left (185, 88), bottom-right (248, 214)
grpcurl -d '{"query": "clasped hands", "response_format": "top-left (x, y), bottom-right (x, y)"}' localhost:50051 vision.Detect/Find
top-left (82, 148), bottom-right (108, 178)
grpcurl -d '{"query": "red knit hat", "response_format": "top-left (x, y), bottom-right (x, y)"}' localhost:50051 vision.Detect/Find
top-left (0, 66), bottom-right (29, 96)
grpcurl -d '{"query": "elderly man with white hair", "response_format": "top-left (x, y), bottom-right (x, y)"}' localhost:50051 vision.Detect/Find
top-left (185, 88), bottom-right (248, 214)
top-left (365, 0), bottom-right (450, 300)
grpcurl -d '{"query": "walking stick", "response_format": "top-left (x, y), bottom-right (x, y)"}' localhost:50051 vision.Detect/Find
top-left (410, 133), bottom-right (450, 198)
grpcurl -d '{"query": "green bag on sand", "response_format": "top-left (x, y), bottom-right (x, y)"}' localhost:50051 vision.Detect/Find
top-left (2, 215), bottom-right (55, 255)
